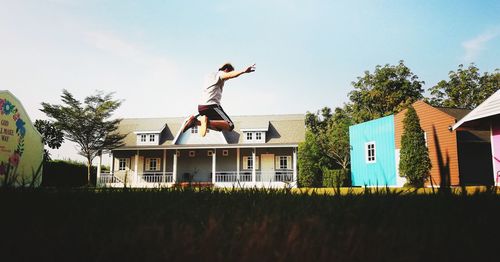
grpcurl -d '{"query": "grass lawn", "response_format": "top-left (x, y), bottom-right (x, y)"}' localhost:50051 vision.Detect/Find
top-left (1, 187), bottom-right (499, 261)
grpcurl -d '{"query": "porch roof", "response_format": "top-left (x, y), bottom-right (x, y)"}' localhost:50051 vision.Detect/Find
top-left (453, 89), bottom-right (500, 131)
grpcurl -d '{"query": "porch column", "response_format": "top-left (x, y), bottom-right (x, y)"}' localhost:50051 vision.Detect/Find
top-left (173, 151), bottom-right (178, 184)
top-left (212, 149), bottom-right (216, 184)
top-left (96, 151), bottom-right (102, 187)
top-left (491, 123), bottom-right (498, 186)
top-left (134, 150), bottom-right (139, 184)
top-left (293, 147), bottom-right (298, 185)
top-left (252, 148), bottom-right (256, 183)
top-left (110, 152), bottom-right (115, 175)
top-left (162, 149), bottom-right (167, 183)
top-left (236, 148), bottom-right (240, 181)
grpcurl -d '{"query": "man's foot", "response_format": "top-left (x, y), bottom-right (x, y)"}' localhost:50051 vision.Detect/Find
top-left (200, 115), bottom-right (208, 137)
top-left (181, 115), bottom-right (197, 133)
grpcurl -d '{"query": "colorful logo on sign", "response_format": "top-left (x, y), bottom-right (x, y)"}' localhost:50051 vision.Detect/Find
top-left (0, 98), bottom-right (26, 178)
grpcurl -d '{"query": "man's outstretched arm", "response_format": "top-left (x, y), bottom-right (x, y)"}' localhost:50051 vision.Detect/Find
top-left (220, 64), bottom-right (256, 81)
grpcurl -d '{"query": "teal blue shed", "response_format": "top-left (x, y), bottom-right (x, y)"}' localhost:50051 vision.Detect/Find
top-left (349, 115), bottom-right (397, 186)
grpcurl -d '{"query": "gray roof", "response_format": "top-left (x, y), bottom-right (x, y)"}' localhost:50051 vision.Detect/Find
top-left (434, 107), bottom-right (471, 121)
top-left (116, 114), bottom-right (305, 148)
top-left (453, 89), bottom-right (500, 130)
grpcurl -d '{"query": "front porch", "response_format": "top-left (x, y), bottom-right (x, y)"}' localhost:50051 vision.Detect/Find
top-left (97, 147), bottom-right (298, 188)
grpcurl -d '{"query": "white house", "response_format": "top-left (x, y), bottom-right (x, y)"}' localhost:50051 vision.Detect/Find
top-left (97, 114), bottom-right (305, 188)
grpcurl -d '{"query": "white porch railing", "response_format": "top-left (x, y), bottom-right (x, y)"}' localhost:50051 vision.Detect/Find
top-left (214, 171), bottom-right (253, 182)
top-left (214, 170), bottom-right (293, 183)
top-left (137, 172), bottom-right (173, 183)
top-left (99, 172), bottom-right (122, 184)
top-left (257, 170), bottom-right (294, 182)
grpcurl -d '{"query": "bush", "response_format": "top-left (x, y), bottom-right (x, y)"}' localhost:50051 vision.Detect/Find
top-left (42, 160), bottom-right (97, 187)
top-left (322, 168), bottom-right (350, 187)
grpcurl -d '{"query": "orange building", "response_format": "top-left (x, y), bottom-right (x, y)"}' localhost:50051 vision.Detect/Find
top-left (394, 101), bottom-right (492, 186)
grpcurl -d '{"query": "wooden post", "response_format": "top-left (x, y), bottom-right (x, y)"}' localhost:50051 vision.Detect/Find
top-left (252, 149), bottom-right (256, 183)
top-left (173, 151), bottom-right (178, 184)
top-left (162, 149), bottom-right (167, 183)
top-left (237, 148), bottom-right (240, 181)
top-left (212, 149), bottom-right (216, 184)
top-left (293, 148), bottom-right (298, 187)
top-left (134, 150), bottom-right (139, 185)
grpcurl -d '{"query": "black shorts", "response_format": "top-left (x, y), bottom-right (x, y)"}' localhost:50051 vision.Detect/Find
top-left (198, 104), bottom-right (234, 129)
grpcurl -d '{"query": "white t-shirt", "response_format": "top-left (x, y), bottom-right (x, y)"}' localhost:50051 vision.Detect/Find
top-left (200, 71), bottom-right (225, 105)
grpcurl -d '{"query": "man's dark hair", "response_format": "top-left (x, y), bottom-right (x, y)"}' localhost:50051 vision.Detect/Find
top-left (219, 63), bottom-right (234, 72)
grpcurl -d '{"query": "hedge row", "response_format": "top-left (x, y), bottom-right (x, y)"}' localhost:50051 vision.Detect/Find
top-left (42, 160), bottom-right (97, 187)
top-left (322, 169), bottom-right (350, 188)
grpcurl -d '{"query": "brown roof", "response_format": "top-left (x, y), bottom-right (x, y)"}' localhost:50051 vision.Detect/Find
top-left (434, 107), bottom-right (471, 121)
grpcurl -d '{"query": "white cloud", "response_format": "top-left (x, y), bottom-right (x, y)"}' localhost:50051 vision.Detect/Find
top-left (462, 28), bottom-right (500, 62)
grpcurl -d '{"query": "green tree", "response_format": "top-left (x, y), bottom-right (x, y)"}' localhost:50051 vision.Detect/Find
top-left (41, 90), bottom-right (125, 186)
top-left (34, 119), bottom-right (64, 161)
top-left (399, 106), bottom-right (431, 187)
top-left (321, 106), bottom-right (353, 170)
top-left (428, 64), bottom-right (500, 109)
top-left (349, 60), bottom-right (425, 122)
top-left (298, 130), bottom-right (322, 187)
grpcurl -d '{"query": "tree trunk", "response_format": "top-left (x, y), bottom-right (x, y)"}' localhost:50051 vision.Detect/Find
top-left (87, 156), bottom-right (92, 187)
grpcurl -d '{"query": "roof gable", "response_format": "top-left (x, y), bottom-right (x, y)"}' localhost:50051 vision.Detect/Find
top-left (116, 114), bottom-right (305, 148)
top-left (453, 89), bottom-right (500, 130)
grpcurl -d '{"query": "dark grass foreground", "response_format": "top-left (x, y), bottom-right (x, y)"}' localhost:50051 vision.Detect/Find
top-left (1, 188), bottom-right (499, 262)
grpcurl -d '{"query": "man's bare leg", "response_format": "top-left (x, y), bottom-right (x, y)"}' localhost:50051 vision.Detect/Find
top-left (208, 120), bottom-right (231, 131)
top-left (199, 118), bottom-right (231, 137)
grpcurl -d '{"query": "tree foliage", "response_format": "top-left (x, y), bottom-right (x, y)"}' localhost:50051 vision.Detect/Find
top-left (298, 130), bottom-right (323, 187)
top-left (34, 119), bottom-right (64, 161)
top-left (320, 106), bottom-right (353, 170)
top-left (40, 89), bottom-right (125, 186)
top-left (399, 106), bottom-right (431, 187)
top-left (348, 60), bottom-right (425, 122)
top-left (428, 64), bottom-right (500, 109)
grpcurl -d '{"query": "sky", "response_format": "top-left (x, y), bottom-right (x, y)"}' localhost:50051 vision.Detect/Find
top-left (1, 0), bottom-right (499, 162)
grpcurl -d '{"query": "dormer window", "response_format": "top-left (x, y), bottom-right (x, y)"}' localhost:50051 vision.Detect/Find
top-left (243, 131), bottom-right (266, 144)
top-left (135, 132), bottom-right (161, 145)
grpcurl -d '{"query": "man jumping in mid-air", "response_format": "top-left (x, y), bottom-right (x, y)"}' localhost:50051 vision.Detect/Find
top-left (181, 62), bottom-right (256, 137)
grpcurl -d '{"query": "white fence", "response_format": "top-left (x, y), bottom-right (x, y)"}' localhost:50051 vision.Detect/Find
top-left (215, 170), bottom-right (293, 183)
top-left (137, 172), bottom-right (173, 183)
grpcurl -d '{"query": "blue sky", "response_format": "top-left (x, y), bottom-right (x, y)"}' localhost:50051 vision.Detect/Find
top-left (1, 0), bottom-right (499, 160)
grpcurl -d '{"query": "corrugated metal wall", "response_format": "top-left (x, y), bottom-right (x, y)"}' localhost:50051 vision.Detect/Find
top-left (349, 115), bottom-right (396, 186)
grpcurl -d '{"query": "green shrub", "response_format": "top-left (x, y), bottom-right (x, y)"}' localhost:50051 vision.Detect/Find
top-left (399, 106), bottom-right (431, 187)
top-left (42, 160), bottom-right (98, 187)
top-left (322, 168), bottom-right (350, 187)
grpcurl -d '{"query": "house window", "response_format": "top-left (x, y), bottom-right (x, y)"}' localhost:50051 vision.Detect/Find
top-left (366, 142), bottom-right (376, 163)
top-left (222, 150), bottom-right (229, 156)
top-left (243, 156), bottom-right (259, 169)
top-left (279, 156), bottom-right (288, 169)
top-left (140, 134), bottom-right (147, 142)
top-left (246, 132), bottom-right (253, 140)
top-left (246, 157), bottom-right (253, 169)
top-left (149, 134), bottom-right (155, 142)
top-left (189, 151), bottom-right (196, 157)
top-left (207, 150), bottom-right (214, 157)
top-left (146, 158), bottom-right (159, 171)
top-left (118, 158), bottom-right (127, 171)
top-left (191, 125), bottom-right (198, 134)
top-left (256, 132), bottom-right (262, 140)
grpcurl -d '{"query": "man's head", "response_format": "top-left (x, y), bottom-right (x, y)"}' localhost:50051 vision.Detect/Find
top-left (218, 62), bottom-right (234, 72)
